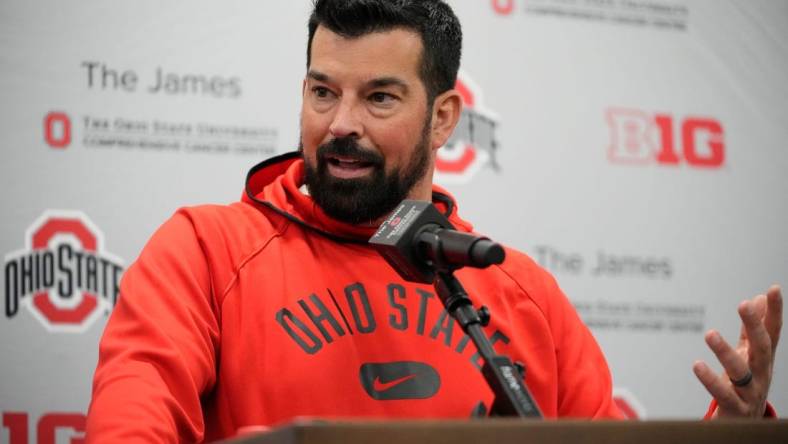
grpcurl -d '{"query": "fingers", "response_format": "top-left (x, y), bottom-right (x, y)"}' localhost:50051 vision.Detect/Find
top-left (752, 293), bottom-right (768, 318)
top-left (692, 360), bottom-right (747, 414)
top-left (694, 286), bottom-right (781, 419)
top-left (705, 330), bottom-right (751, 385)
top-left (764, 285), bottom-right (783, 354)
top-left (739, 300), bottom-right (773, 376)
top-left (738, 287), bottom-right (782, 352)
top-left (737, 294), bottom-right (766, 348)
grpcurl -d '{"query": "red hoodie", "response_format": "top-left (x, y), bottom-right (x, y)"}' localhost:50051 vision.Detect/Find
top-left (86, 152), bottom-right (622, 443)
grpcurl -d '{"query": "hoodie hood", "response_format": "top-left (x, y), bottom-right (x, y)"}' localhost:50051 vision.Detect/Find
top-left (243, 151), bottom-right (474, 243)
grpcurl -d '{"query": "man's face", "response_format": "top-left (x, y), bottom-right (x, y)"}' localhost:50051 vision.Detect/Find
top-left (301, 26), bottom-right (434, 225)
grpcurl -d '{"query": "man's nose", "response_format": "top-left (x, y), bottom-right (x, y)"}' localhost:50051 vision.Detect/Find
top-left (329, 98), bottom-right (364, 139)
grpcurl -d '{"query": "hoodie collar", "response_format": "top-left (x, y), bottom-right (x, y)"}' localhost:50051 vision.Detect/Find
top-left (243, 152), bottom-right (474, 243)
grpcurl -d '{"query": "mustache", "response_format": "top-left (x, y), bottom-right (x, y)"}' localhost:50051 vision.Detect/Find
top-left (317, 137), bottom-right (384, 166)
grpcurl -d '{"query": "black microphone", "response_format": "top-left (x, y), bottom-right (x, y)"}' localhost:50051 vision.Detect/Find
top-left (369, 200), bottom-right (505, 284)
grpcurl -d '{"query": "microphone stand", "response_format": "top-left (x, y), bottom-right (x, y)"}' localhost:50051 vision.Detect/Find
top-left (433, 270), bottom-right (542, 418)
top-left (415, 227), bottom-right (541, 418)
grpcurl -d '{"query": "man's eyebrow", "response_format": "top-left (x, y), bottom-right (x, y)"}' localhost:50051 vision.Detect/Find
top-left (368, 77), bottom-right (408, 90)
top-left (307, 70), bottom-right (329, 82)
top-left (307, 70), bottom-right (408, 91)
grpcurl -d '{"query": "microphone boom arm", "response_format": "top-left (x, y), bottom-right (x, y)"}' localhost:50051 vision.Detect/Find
top-left (434, 270), bottom-right (543, 418)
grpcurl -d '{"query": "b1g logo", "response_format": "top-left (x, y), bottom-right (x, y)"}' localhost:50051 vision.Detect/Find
top-left (3, 411), bottom-right (85, 444)
top-left (435, 72), bottom-right (500, 184)
top-left (43, 111), bottom-right (72, 149)
top-left (607, 108), bottom-right (725, 168)
top-left (3, 211), bottom-right (124, 333)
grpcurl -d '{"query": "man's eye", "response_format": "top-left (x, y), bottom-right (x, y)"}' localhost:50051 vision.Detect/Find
top-left (313, 86), bottom-right (333, 98)
top-left (369, 92), bottom-right (395, 104)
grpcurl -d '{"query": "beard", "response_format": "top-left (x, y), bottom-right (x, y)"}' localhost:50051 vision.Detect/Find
top-left (303, 121), bottom-right (431, 225)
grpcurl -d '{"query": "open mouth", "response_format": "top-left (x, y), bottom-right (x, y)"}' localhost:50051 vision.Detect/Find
top-left (324, 154), bottom-right (377, 179)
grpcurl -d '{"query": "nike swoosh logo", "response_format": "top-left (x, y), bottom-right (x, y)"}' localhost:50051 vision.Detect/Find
top-left (372, 374), bottom-right (417, 392)
top-left (360, 361), bottom-right (440, 400)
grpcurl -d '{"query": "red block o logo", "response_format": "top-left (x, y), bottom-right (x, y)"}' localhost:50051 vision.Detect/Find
top-left (435, 73), bottom-right (499, 184)
top-left (44, 112), bottom-right (71, 148)
top-left (30, 218), bottom-right (98, 326)
top-left (435, 79), bottom-right (477, 174)
top-left (492, 0), bottom-right (515, 15)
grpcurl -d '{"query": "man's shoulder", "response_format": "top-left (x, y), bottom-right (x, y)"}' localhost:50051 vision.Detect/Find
top-left (177, 200), bottom-right (260, 222)
top-left (173, 200), bottom-right (287, 243)
top-left (492, 245), bottom-right (567, 311)
top-left (146, 200), bottom-right (290, 263)
top-left (498, 245), bottom-right (552, 282)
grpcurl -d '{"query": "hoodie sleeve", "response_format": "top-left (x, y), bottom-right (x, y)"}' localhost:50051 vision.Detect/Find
top-left (503, 251), bottom-right (624, 419)
top-left (547, 278), bottom-right (624, 419)
top-left (86, 211), bottom-right (220, 443)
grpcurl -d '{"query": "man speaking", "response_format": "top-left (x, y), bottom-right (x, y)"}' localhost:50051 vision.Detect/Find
top-left (85, 0), bottom-right (782, 441)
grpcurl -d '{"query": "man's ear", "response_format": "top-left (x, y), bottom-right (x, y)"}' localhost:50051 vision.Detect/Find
top-left (429, 89), bottom-right (463, 150)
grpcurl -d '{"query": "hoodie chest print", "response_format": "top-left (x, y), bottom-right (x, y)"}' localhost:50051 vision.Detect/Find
top-left (274, 281), bottom-right (510, 371)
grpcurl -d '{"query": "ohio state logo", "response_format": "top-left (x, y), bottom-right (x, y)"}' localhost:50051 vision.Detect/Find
top-left (3, 210), bottom-right (124, 333)
top-left (435, 72), bottom-right (500, 184)
top-left (44, 111), bottom-right (72, 149)
top-left (491, 0), bottom-right (515, 15)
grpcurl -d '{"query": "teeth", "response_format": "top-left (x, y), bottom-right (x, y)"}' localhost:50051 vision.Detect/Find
top-left (329, 157), bottom-right (364, 167)
top-left (326, 156), bottom-right (372, 170)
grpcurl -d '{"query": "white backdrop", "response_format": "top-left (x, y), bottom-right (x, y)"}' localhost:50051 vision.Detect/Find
top-left (2, 1), bottom-right (787, 442)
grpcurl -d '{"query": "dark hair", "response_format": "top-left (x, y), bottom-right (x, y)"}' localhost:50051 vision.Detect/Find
top-left (307, 0), bottom-right (462, 103)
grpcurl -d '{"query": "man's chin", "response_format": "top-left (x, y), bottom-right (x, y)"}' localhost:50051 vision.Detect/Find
top-left (312, 183), bottom-right (397, 225)
top-left (322, 176), bottom-right (375, 193)
top-left (316, 197), bottom-right (385, 225)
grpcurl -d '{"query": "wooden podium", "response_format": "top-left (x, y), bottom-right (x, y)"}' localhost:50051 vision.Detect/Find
top-left (217, 419), bottom-right (788, 444)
